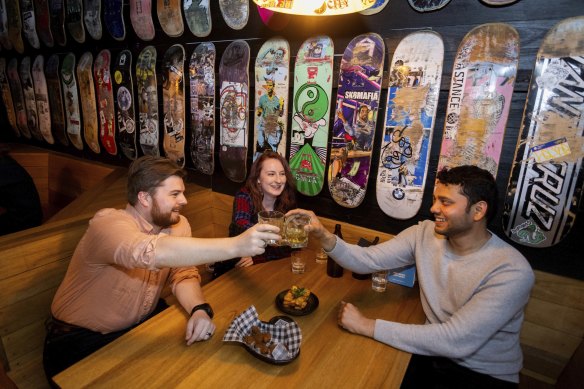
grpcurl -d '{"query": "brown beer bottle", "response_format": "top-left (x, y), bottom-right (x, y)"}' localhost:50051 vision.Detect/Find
top-left (326, 224), bottom-right (344, 278)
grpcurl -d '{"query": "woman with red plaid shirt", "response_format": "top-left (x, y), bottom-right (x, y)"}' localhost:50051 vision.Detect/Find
top-left (213, 151), bottom-right (297, 278)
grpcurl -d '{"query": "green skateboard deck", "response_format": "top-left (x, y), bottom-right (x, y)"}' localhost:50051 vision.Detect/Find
top-left (219, 39), bottom-right (250, 183)
top-left (114, 49), bottom-right (138, 160)
top-left (162, 44), bottom-right (186, 167)
top-left (94, 49), bottom-right (117, 155)
top-left (288, 35), bottom-right (334, 197)
top-left (253, 37), bottom-right (289, 161)
top-left (61, 52), bottom-right (84, 150)
top-left (77, 51), bottom-right (100, 153)
top-left (328, 33), bottom-right (385, 208)
top-left (136, 45), bottom-right (160, 156)
top-left (32, 54), bottom-right (55, 144)
top-left (45, 54), bottom-right (68, 145)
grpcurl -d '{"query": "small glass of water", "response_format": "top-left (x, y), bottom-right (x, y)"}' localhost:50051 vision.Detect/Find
top-left (372, 270), bottom-right (388, 292)
top-left (291, 251), bottom-right (306, 274)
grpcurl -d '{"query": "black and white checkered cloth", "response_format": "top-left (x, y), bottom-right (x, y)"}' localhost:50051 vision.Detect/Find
top-left (223, 305), bottom-right (302, 361)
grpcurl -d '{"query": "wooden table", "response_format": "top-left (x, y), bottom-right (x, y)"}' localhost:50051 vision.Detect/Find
top-left (54, 251), bottom-right (426, 388)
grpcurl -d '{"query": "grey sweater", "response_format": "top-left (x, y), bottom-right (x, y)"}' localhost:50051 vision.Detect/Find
top-left (329, 220), bottom-right (534, 383)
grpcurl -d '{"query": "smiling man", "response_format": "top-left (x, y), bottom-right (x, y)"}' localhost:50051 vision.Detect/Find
top-left (288, 165), bottom-right (534, 388)
top-left (43, 156), bottom-right (280, 385)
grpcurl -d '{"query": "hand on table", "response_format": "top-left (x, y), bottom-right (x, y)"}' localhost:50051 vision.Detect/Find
top-left (185, 310), bottom-right (215, 345)
top-left (338, 301), bottom-right (375, 338)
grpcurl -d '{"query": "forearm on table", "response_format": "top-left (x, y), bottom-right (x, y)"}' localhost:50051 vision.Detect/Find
top-left (174, 278), bottom-right (207, 314)
top-left (155, 236), bottom-right (238, 268)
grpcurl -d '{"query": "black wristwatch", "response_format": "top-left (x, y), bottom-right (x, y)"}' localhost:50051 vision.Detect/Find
top-left (190, 303), bottom-right (214, 319)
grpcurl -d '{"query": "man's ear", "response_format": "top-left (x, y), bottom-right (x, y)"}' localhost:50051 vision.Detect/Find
top-left (137, 191), bottom-right (151, 208)
top-left (472, 201), bottom-right (488, 222)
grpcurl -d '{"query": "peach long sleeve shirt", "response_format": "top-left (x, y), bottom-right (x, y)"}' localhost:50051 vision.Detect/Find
top-left (51, 205), bottom-right (200, 333)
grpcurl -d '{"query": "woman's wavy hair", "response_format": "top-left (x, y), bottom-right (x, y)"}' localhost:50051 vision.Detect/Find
top-left (245, 151), bottom-right (296, 213)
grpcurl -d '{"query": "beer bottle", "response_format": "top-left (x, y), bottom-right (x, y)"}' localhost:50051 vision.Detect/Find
top-left (326, 224), bottom-right (344, 278)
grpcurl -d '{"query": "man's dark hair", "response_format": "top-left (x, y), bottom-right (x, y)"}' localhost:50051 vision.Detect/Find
top-left (127, 156), bottom-right (186, 205)
top-left (436, 165), bottom-right (498, 223)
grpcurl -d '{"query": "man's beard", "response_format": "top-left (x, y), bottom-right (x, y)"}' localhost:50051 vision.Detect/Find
top-left (151, 200), bottom-right (181, 228)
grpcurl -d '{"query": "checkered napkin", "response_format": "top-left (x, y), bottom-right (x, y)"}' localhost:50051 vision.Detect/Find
top-left (223, 305), bottom-right (302, 361)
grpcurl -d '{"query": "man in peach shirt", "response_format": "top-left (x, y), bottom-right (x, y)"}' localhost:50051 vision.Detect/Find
top-left (43, 156), bottom-right (279, 384)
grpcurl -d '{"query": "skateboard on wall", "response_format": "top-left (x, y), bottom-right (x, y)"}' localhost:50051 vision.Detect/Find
top-left (162, 44), bottom-right (186, 167)
top-left (157, 0), bottom-right (183, 37)
top-left (77, 51), bottom-right (100, 153)
top-left (6, 0), bottom-right (25, 53)
top-left (219, 39), bottom-right (250, 183)
top-left (130, 0), bottom-right (154, 41)
top-left (437, 23), bottom-right (519, 178)
top-left (33, 0), bottom-right (53, 47)
top-left (66, 0), bottom-right (85, 43)
top-left (104, 0), bottom-right (125, 40)
top-left (21, 0), bottom-right (41, 49)
top-left (219, 0), bottom-right (248, 30)
top-left (20, 56), bottom-right (44, 142)
top-left (7, 58), bottom-right (30, 138)
top-left (94, 49), bottom-right (117, 155)
top-left (288, 35), bottom-right (334, 197)
top-left (0, 57), bottom-right (19, 137)
top-left (32, 54), bottom-right (55, 144)
top-left (83, 0), bottom-right (102, 40)
top-left (136, 45), bottom-right (160, 156)
top-left (61, 52), bottom-right (84, 150)
top-left (408, 0), bottom-right (451, 12)
top-left (49, 0), bottom-right (66, 46)
top-left (184, 0), bottom-right (211, 37)
top-left (502, 16), bottom-right (584, 248)
top-left (376, 30), bottom-right (444, 220)
top-left (253, 37), bottom-right (289, 161)
top-left (189, 42), bottom-right (215, 174)
top-left (113, 49), bottom-right (138, 160)
top-left (0, 0), bottom-right (12, 50)
top-left (45, 54), bottom-right (68, 145)
top-left (328, 33), bottom-right (385, 208)
top-left (360, 0), bottom-right (389, 15)
top-left (480, 0), bottom-right (520, 5)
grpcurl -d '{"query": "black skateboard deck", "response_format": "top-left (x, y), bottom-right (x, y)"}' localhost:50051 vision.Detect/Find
top-left (114, 49), bottom-right (138, 160)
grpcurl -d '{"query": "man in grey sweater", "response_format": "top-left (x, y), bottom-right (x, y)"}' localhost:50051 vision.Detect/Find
top-left (288, 165), bottom-right (534, 388)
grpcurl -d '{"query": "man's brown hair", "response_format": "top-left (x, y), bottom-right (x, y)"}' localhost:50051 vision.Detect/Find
top-left (127, 156), bottom-right (186, 205)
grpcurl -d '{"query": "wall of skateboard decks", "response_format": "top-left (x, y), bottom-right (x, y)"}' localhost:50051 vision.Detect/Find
top-left (0, 0), bottom-right (582, 279)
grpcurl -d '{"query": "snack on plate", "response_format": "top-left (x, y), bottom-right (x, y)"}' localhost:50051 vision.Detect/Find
top-left (283, 285), bottom-right (311, 310)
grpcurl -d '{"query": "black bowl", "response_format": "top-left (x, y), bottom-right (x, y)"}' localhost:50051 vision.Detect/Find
top-left (275, 289), bottom-right (319, 316)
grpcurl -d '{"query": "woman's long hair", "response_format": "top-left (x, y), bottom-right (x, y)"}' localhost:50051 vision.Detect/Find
top-left (245, 151), bottom-right (296, 213)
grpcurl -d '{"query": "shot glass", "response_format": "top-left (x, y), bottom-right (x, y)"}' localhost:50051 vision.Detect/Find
top-left (315, 247), bottom-right (328, 264)
top-left (371, 270), bottom-right (388, 292)
top-left (291, 251), bottom-right (306, 274)
top-left (284, 214), bottom-right (311, 248)
top-left (258, 210), bottom-right (284, 245)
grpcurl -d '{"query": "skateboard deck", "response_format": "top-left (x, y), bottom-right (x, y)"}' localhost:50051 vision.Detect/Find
top-left (21, 0), bottom-right (41, 48)
top-left (0, 0), bottom-right (12, 50)
top-left (157, 0), bottom-right (183, 37)
top-left (328, 33), bottom-right (385, 208)
top-left (437, 23), bottom-right (519, 178)
top-left (408, 0), bottom-right (451, 12)
top-left (162, 44), bottom-right (186, 167)
top-left (376, 31), bottom-right (444, 219)
top-left (130, 0), bottom-right (154, 41)
top-left (7, 58), bottom-right (30, 138)
top-left (113, 49), bottom-right (137, 160)
top-left (254, 0), bottom-right (371, 15)
top-left (480, 0), bottom-right (519, 5)
top-left (184, 0), bottom-right (211, 37)
top-left (6, 0), bottom-right (24, 53)
top-left (104, 0), bottom-right (125, 40)
top-left (61, 52), bottom-right (84, 150)
top-left (189, 42), bottom-right (215, 174)
top-left (219, 39), bottom-right (249, 183)
top-left (219, 0), bottom-right (248, 30)
top-left (253, 37), bottom-right (289, 161)
top-left (77, 52), bottom-right (100, 153)
top-left (65, 0), bottom-right (85, 43)
top-left (20, 56), bottom-right (44, 141)
top-left (49, 0), bottom-right (66, 46)
top-left (288, 36), bottom-right (334, 197)
top-left (33, 0), bottom-right (53, 47)
top-left (83, 0), bottom-right (102, 40)
top-left (0, 57), bottom-right (19, 136)
top-left (360, 0), bottom-right (390, 15)
top-left (502, 16), bottom-right (584, 248)
top-left (94, 49), bottom-right (117, 155)
top-left (136, 45), bottom-right (160, 156)
top-left (45, 54), bottom-right (68, 145)
top-left (32, 54), bottom-right (55, 144)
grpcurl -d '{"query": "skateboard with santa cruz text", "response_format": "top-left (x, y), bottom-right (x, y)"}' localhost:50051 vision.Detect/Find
top-left (32, 54), bottom-right (55, 144)
top-left (289, 35), bottom-right (334, 197)
top-left (136, 45), bottom-right (160, 156)
top-left (502, 16), bottom-right (584, 248)
top-left (94, 49), bottom-right (117, 155)
top-left (114, 49), bottom-right (138, 160)
top-left (77, 51), bottom-right (100, 153)
top-left (328, 33), bottom-right (385, 208)
top-left (61, 52), bottom-right (84, 150)
top-left (45, 54), bottom-right (68, 145)
top-left (162, 44), bottom-right (186, 167)
top-left (219, 39), bottom-right (250, 183)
